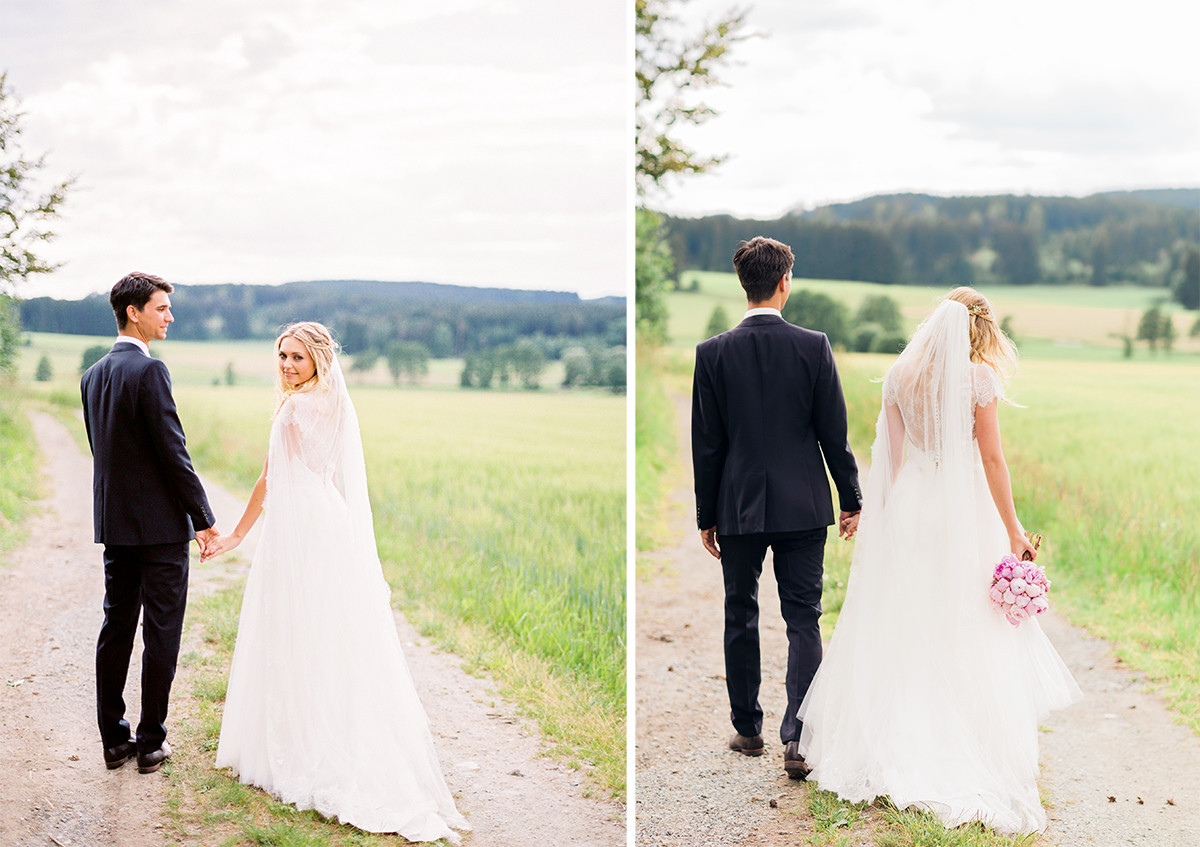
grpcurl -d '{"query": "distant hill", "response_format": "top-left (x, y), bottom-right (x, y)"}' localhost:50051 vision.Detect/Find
top-left (19, 279), bottom-right (627, 355)
top-left (666, 189), bottom-right (1199, 301)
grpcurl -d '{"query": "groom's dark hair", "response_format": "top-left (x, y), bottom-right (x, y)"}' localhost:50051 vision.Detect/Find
top-left (111, 272), bottom-right (173, 329)
top-left (733, 237), bottom-right (794, 303)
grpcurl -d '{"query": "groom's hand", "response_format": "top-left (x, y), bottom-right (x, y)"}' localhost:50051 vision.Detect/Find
top-left (700, 527), bottom-right (721, 560)
top-left (195, 527), bottom-right (219, 557)
top-left (838, 510), bottom-right (860, 540)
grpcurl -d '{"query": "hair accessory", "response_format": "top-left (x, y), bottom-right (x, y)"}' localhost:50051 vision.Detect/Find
top-left (966, 303), bottom-right (994, 321)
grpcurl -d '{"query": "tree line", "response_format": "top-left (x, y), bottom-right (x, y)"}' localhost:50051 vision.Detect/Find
top-left (665, 190), bottom-right (1200, 309)
top-left (19, 279), bottom-right (627, 390)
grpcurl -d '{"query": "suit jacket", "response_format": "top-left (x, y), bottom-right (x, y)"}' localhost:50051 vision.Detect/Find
top-left (692, 313), bottom-right (862, 535)
top-left (81, 342), bottom-right (214, 545)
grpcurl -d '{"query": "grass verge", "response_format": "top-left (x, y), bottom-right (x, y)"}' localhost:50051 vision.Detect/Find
top-left (0, 388), bottom-right (40, 555)
top-left (796, 786), bottom-right (1037, 847)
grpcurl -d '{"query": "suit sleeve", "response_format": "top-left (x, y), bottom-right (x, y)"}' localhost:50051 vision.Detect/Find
top-left (691, 345), bottom-right (726, 530)
top-left (811, 336), bottom-right (863, 513)
top-left (139, 360), bottom-right (215, 532)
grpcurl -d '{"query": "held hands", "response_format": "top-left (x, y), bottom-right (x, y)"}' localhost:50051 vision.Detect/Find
top-left (201, 532), bottom-right (243, 562)
top-left (838, 510), bottom-right (861, 540)
top-left (194, 527), bottom-right (220, 559)
top-left (700, 527), bottom-right (721, 560)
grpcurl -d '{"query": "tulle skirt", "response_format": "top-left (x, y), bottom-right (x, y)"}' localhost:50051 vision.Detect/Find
top-left (798, 453), bottom-right (1080, 834)
top-left (216, 475), bottom-right (469, 843)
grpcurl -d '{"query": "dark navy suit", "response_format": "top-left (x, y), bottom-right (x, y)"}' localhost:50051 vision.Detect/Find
top-left (692, 312), bottom-right (861, 744)
top-left (81, 340), bottom-right (214, 754)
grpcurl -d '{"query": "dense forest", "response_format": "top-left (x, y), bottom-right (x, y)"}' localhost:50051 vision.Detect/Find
top-left (666, 189), bottom-right (1200, 307)
top-left (20, 279), bottom-right (627, 357)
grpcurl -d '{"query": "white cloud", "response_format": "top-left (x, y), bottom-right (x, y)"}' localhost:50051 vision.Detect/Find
top-left (4, 0), bottom-right (627, 299)
top-left (651, 0), bottom-right (1200, 217)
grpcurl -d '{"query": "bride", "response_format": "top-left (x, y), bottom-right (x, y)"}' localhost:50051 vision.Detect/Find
top-left (203, 322), bottom-right (469, 843)
top-left (797, 288), bottom-right (1081, 834)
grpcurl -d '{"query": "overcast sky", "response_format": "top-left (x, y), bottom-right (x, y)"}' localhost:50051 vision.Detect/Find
top-left (648, 0), bottom-right (1200, 219)
top-left (3, 0), bottom-right (627, 300)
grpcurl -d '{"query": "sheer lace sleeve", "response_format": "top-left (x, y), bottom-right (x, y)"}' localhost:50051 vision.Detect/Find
top-left (274, 389), bottom-right (344, 480)
top-left (972, 363), bottom-right (1004, 407)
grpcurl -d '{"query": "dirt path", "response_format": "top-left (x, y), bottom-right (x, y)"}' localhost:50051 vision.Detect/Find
top-left (0, 410), bottom-right (625, 846)
top-left (635, 392), bottom-right (1200, 846)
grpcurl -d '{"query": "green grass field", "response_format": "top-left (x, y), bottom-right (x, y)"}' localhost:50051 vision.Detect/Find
top-left (14, 331), bottom-right (626, 805)
top-left (668, 271), bottom-right (1200, 361)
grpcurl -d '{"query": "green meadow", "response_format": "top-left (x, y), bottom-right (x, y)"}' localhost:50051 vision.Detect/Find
top-left (14, 331), bottom-right (626, 808)
top-left (668, 270), bottom-right (1200, 361)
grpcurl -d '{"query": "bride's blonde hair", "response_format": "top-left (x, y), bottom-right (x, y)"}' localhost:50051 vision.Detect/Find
top-left (944, 287), bottom-right (1017, 378)
top-left (274, 321), bottom-right (341, 406)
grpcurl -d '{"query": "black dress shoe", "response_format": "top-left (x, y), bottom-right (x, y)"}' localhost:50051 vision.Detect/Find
top-left (784, 740), bottom-right (811, 780)
top-left (137, 740), bottom-right (172, 774)
top-left (103, 740), bottom-right (137, 770)
top-left (728, 732), bottom-right (765, 756)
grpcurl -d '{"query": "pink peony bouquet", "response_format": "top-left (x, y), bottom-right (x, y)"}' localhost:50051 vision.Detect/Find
top-left (989, 552), bottom-right (1050, 626)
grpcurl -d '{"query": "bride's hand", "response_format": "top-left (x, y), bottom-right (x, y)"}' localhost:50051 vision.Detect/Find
top-left (1010, 532), bottom-right (1037, 562)
top-left (202, 533), bottom-right (242, 562)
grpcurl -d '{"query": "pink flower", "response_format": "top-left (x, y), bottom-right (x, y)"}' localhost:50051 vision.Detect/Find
top-left (996, 578), bottom-right (1010, 592)
top-left (1010, 577), bottom-right (1027, 594)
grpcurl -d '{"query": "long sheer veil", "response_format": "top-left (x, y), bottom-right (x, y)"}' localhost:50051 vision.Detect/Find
top-left (268, 353), bottom-right (389, 595)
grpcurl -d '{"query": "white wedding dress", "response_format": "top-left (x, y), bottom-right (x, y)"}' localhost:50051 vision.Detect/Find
top-left (797, 300), bottom-right (1081, 834)
top-left (216, 357), bottom-right (469, 843)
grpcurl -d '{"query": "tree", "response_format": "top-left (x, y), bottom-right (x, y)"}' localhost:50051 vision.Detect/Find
top-left (636, 208), bottom-right (675, 343)
top-left (854, 294), bottom-right (901, 331)
top-left (991, 222), bottom-right (1039, 285)
top-left (1, 73), bottom-right (73, 293)
top-left (704, 303), bottom-right (730, 338)
top-left (601, 346), bottom-right (627, 394)
top-left (349, 350), bottom-right (379, 381)
top-left (508, 339), bottom-right (546, 389)
top-left (34, 353), bottom-right (51, 381)
top-left (1174, 247), bottom-right (1199, 310)
top-left (635, 0), bottom-right (748, 195)
top-left (1136, 304), bottom-right (1174, 352)
top-left (561, 345), bottom-right (591, 387)
top-left (386, 341), bottom-right (430, 385)
top-left (80, 345), bottom-right (108, 374)
top-left (0, 74), bottom-right (73, 378)
top-left (224, 362), bottom-right (236, 386)
top-left (0, 296), bottom-right (20, 378)
top-left (781, 290), bottom-right (850, 350)
top-left (636, 0), bottom-right (747, 343)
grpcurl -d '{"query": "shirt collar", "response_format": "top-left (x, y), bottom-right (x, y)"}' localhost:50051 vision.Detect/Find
top-left (114, 335), bottom-right (150, 356)
top-left (743, 307), bottom-right (782, 319)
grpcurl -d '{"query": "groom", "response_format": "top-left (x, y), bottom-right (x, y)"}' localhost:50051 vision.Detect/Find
top-left (81, 272), bottom-right (218, 774)
top-left (691, 237), bottom-right (862, 779)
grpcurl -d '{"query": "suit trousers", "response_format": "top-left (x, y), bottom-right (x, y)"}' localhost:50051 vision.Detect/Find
top-left (719, 528), bottom-right (827, 745)
top-left (96, 542), bottom-right (190, 753)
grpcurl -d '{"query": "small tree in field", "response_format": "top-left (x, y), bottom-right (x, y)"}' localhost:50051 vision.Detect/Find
top-left (34, 354), bottom-right (52, 381)
top-left (386, 341), bottom-right (430, 385)
top-left (1137, 304), bottom-right (1174, 353)
top-left (80, 345), bottom-right (108, 374)
top-left (704, 304), bottom-right (730, 338)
